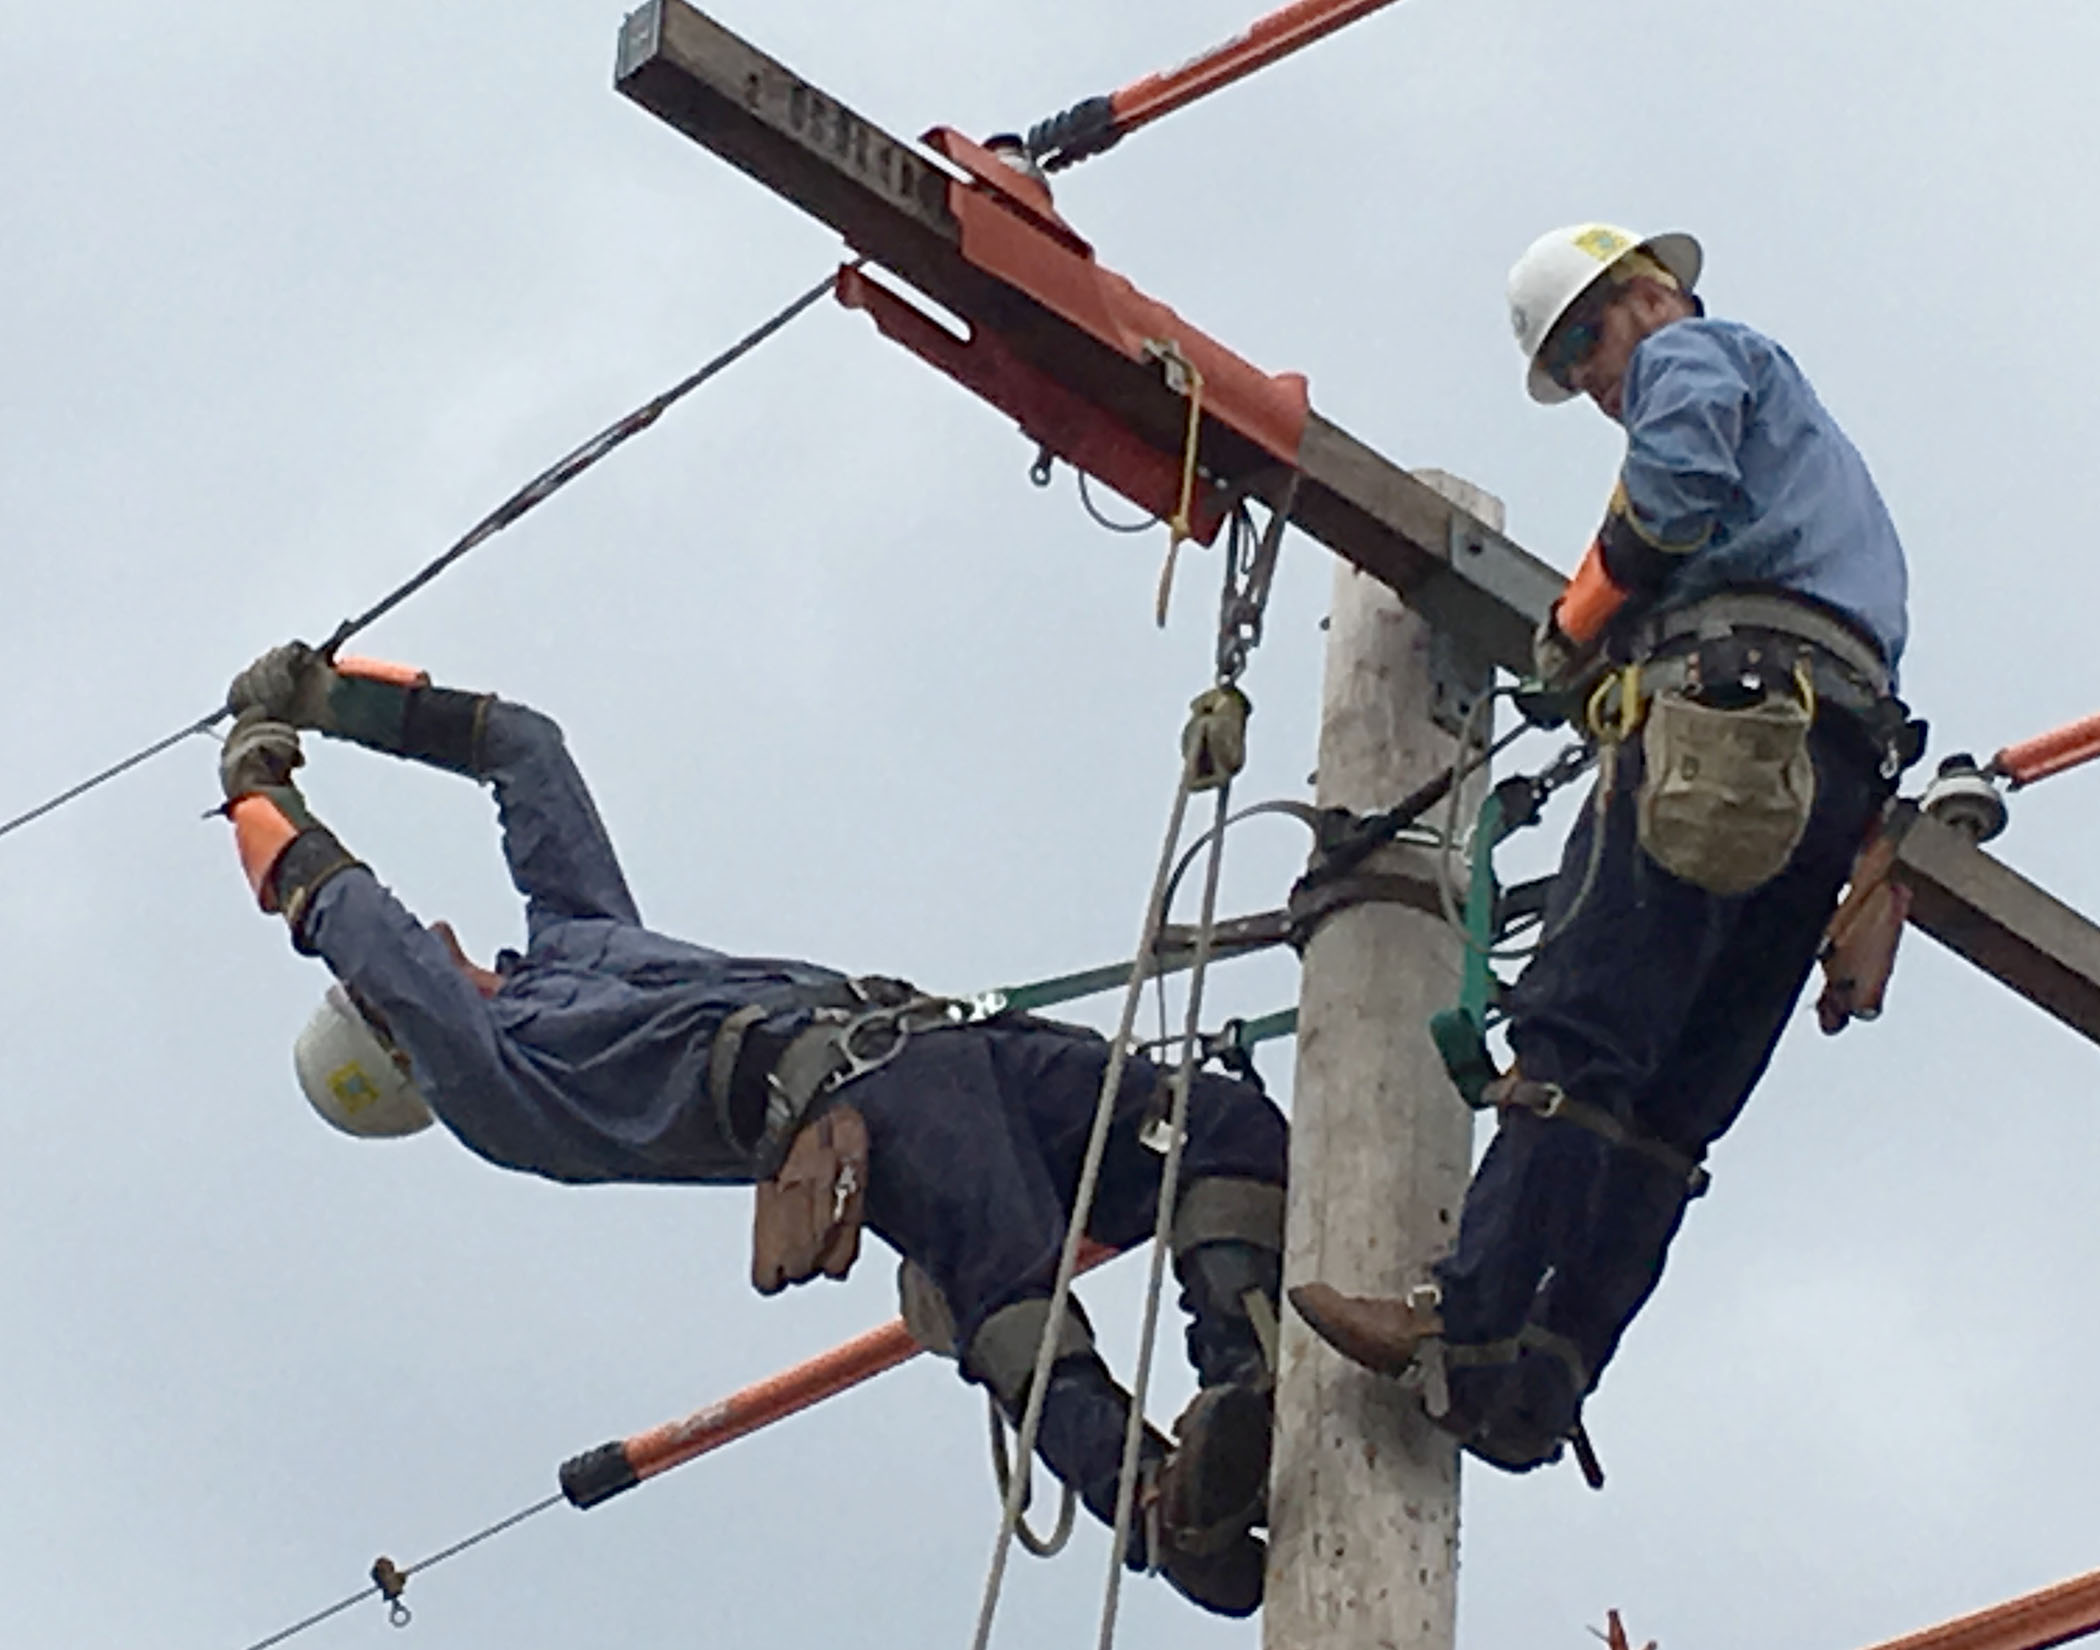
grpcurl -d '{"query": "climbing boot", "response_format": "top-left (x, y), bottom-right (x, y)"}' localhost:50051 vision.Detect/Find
top-left (1289, 1280), bottom-right (1444, 1378)
top-left (1144, 1479), bottom-right (1268, 1620)
top-left (1160, 1230), bottom-right (1282, 1564)
top-left (1031, 1364), bottom-right (1265, 1618)
top-left (1156, 1382), bottom-right (1272, 1552)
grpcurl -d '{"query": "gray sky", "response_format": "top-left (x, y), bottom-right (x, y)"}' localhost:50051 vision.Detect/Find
top-left (4, 1), bottom-right (2099, 1646)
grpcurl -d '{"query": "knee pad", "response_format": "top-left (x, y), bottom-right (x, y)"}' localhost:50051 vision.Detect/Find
top-left (1171, 1177), bottom-right (1285, 1260)
top-left (963, 1297), bottom-right (1097, 1415)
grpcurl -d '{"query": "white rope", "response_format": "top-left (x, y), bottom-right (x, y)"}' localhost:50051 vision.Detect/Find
top-left (1094, 521), bottom-right (1260, 1648)
top-left (968, 501), bottom-right (1285, 1650)
top-left (1096, 773), bottom-right (1236, 1650)
top-left (986, 1394), bottom-right (1079, 1559)
top-left (967, 741), bottom-right (1205, 1650)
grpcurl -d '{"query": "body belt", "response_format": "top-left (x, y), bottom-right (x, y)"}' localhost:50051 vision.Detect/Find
top-left (1628, 590), bottom-right (1892, 700)
top-left (706, 977), bottom-right (974, 1178)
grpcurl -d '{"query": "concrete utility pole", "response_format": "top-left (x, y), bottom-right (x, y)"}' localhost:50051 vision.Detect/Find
top-left (1266, 471), bottom-right (1503, 1650)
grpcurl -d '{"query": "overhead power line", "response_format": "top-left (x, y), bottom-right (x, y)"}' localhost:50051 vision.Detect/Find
top-left (0, 270), bottom-right (840, 845)
top-left (238, 1493), bottom-right (565, 1650)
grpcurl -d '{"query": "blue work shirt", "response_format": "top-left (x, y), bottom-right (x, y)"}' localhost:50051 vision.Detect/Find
top-left (1614, 317), bottom-right (1908, 673)
top-left (304, 702), bottom-right (845, 1185)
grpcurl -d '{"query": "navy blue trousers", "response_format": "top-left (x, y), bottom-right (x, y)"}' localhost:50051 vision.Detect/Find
top-left (1431, 720), bottom-right (1888, 1439)
top-left (849, 1018), bottom-right (1288, 1356)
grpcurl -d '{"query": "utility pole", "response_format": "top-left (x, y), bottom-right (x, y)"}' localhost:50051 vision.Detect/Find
top-left (1266, 471), bottom-right (1502, 1649)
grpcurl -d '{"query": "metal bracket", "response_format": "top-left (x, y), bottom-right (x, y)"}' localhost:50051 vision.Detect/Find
top-left (1429, 517), bottom-right (1496, 740)
top-left (615, 2), bottom-right (664, 80)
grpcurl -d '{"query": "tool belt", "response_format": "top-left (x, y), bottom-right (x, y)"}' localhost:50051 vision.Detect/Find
top-left (710, 976), bottom-right (978, 1294)
top-left (1616, 589), bottom-right (1915, 769)
top-left (1592, 592), bottom-right (1917, 896)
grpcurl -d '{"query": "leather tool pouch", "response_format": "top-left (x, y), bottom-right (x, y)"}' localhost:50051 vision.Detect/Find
top-left (751, 1104), bottom-right (869, 1296)
top-left (1637, 685), bottom-right (1815, 896)
top-left (1816, 820), bottom-right (1911, 1033)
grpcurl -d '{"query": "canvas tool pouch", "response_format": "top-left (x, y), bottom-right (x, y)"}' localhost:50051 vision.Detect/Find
top-left (1636, 684), bottom-right (1814, 896)
top-left (751, 1104), bottom-right (869, 1295)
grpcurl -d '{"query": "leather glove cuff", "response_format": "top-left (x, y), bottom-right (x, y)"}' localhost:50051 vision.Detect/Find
top-left (272, 825), bottom-right (365, 955)
top-left (327, 679), bottom-right (491, 775)
top-left (400, 686), bottom-right (492, 775)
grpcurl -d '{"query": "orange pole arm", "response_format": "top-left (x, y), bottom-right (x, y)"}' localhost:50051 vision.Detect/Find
top-left (558, 1242), bottom-right (1116, 1509)
top-left (1027, 0), bottom-right (1408, 169)
top-left (1860, 1566), bottom-right (2100, 1650)
top-left (1995, 710), bottom-right (2100, 789)
top-left (1110, 0), bottom-right (1407, 133)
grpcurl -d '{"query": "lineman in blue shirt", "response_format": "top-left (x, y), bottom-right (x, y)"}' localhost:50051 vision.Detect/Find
top-left (216, 644), bottom-right (1288, 1616)
top-left (1294, 223), bottom-right (1916, 1476)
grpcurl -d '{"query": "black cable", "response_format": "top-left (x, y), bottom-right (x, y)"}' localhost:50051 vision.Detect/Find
top-left (237, 1493), bottom-right (566, 1650)
top-left (1075, 470), bottom-right (1157, 534)
top-left (0, 271), bottom-right (841, 845)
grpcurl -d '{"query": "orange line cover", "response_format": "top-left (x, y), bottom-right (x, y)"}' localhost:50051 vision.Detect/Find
top-left (1863, 1568), bottom-right (2100, 1650)
top-left (1996, 711), bottom-right (2100, 789)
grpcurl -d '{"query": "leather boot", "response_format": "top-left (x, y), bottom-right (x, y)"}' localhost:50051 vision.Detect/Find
top-left (1032, 1356), bottom-right (1265, 1618)
top-left (1155, 1240), bottom-right (1278, 1574)
top-left (1289, 1280), bottom-right (1444, 1377)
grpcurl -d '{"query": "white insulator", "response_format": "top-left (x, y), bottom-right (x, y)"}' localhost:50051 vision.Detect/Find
top-left (1922, 758), bottom-right (2010, 843)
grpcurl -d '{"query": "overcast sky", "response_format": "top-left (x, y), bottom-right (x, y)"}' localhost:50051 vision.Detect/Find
top-left (5, 2), bottom-right (2100, 1648)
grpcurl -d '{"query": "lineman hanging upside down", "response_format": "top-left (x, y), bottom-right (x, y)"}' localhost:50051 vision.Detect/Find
top-left (216, 645), bottom-right (1289, 1616)
top-left (1295, 223), bottom-right (1915, 1474)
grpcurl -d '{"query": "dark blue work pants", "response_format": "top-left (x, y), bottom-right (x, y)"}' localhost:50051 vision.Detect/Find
top-left (1431, 719), bottom-right (1888, 1448)
top-left (849, 1018), bottom-right (1288, 1356)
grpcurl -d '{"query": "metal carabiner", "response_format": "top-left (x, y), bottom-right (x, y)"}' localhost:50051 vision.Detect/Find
top-left (833, 996), bottom-right (967, 1085)
top-left (834, 1007), bottom-right (909, 1084)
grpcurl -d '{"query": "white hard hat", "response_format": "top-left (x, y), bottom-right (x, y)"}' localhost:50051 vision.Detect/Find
top-left (1507, 223), bottom-right (1703, 404)
top-left (293, 984), bottom-right (435, 1139)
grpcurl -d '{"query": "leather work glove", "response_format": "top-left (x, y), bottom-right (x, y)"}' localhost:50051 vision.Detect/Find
top-left (227, 642), bottom-right (340, 731)
top-left (1515, 607), bottom-right (1606, 729)
top-left (219, 710), bottom-right (304, 801)
top-left (1531, 605), bottom-right (1596, 693)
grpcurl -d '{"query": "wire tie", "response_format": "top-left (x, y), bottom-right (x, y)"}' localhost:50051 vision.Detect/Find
top-left (371, 1557), bottom-right (412, 1629)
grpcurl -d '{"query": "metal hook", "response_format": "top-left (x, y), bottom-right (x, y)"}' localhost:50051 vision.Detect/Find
top-left (1029, 446), bottom-right (1055, 488)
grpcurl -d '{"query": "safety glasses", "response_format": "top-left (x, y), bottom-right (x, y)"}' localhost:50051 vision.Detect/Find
top-left (1540, 287), bottom-right (1615, 391)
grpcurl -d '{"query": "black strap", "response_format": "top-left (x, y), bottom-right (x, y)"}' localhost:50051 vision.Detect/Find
top-left (1487, 1075), bottom-right (1711, 1197)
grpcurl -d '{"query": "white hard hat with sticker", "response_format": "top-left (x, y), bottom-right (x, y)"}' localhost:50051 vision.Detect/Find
top-left (293, 984), bottom-right (435, 1139)
top-left (1507, 223), bottom-right (1703, 404)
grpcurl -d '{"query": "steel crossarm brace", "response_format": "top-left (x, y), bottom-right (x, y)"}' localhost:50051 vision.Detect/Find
top-left (613, 1), bottom-right (2100, 1049)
